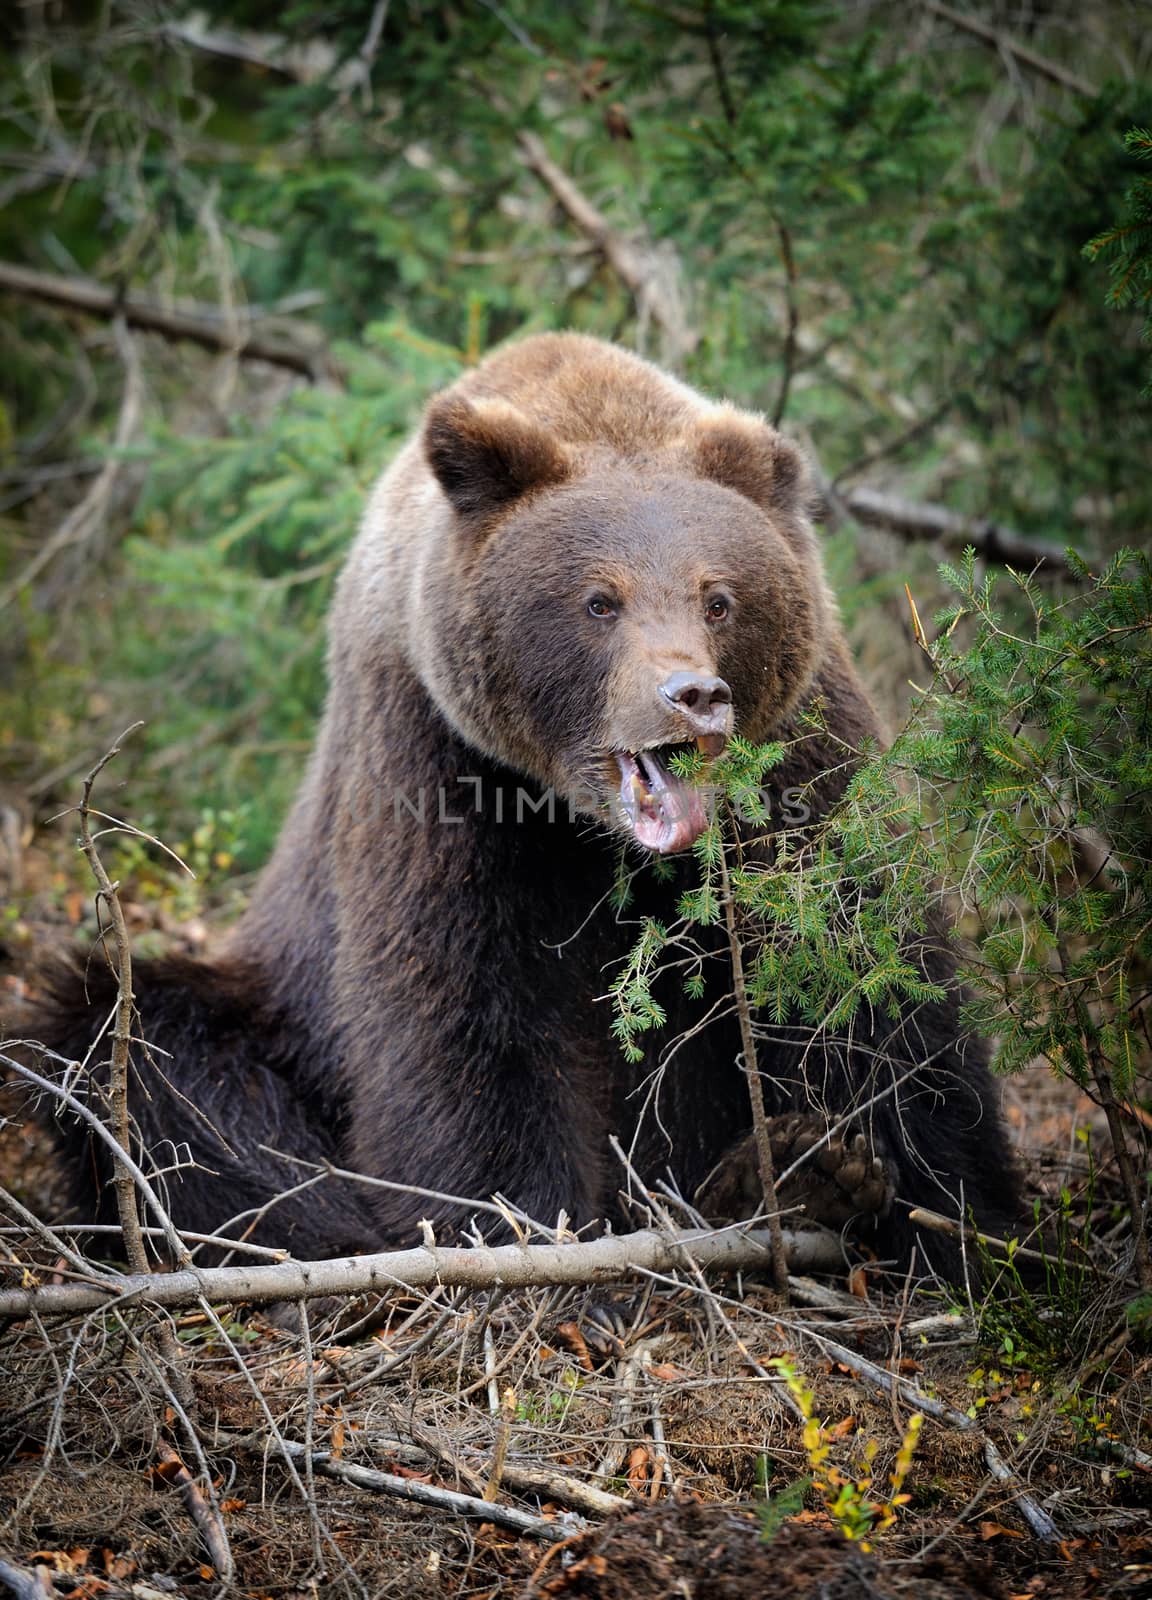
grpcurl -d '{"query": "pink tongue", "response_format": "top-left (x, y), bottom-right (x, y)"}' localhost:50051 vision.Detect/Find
top-left (617, 751), bottom-right (710, 854)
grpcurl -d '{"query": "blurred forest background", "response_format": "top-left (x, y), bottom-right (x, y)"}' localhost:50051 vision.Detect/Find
top-left (0, 0), bottom-right (1149, 893)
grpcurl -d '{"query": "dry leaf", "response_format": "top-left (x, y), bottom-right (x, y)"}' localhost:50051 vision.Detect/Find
top-left (979, 1520), bottom-right (1024, 1540)
top-left (626, 1445), bottom-right (652, 1494)
top-left (30, 1552), bottom-right (78, 1574)
top-left (847, 1266), bottom-right (870, 1300)
top-left (553, 1321), bottom-right (594, 1372)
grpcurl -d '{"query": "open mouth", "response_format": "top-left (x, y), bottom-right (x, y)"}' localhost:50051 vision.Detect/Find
top-left (613, 737), bottom-right (723, 854)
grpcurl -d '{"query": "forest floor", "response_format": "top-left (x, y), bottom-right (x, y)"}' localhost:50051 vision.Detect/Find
top-left (1, 851), bottom-right (1150, 1600)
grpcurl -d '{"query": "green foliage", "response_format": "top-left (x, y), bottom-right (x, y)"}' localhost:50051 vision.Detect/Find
top-left (756, 1473), bottom-right (811, 1541)
top-left (612, 552), bottom-right (1152, 1227)
top-left (1, 3), bottom-right (1149, 859)
top-left (973, 1152), bottom-right (1098, 1373)
top-left (1084, 127), bottom-right (1152, 391)
top-left (768, 1358), bottom-right (923, 1550)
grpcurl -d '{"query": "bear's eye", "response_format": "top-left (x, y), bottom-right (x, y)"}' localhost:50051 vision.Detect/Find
top-left (587, 595), bottom-right (618, 620)
top-left (706, 596), bottom-right (730, 622)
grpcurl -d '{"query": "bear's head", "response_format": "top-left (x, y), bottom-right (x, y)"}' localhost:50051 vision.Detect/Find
top-left (414, 393), bottom-right (832, 853)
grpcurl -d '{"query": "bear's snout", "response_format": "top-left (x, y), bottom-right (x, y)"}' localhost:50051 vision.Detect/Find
top-left (658, 670), bottom-right (733, 740)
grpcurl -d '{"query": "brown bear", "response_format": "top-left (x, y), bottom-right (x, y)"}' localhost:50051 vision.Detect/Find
top-left (27, 333), bottom-right (1020, 1275)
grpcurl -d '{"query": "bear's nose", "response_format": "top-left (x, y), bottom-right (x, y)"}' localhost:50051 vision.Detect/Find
top-left (659, 671), bottom-right (733, 733)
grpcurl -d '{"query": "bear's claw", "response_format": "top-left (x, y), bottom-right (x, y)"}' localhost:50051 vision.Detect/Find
top-left (696, 1113), bottom-right (895, 1231)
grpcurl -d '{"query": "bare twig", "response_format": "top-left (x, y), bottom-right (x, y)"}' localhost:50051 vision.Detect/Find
top-left (923, 1), bottom-right (1099, 98)
top-left (718, 833), bottom-right (790, 1295)
top-left (75, 725), bottom-right (149, 1275)
top-left (0, 1052), bottom-right (191, 1266)
top-left (983, 1439), bottom-right (1061, 1541)
top-left (906, 1206), bottom-right (1051, 1266)
top-left (0, 1186), bottom-right (123, 1284)
top-left (703, 0), bottom-right (738, 126)
top-left (0, 1221), bottom-right (288, 1261)
top-left (222, 1432), bottom-right (577, 1543)
top-left (0, 1224), bottom-right (842, 1319)
top-left (257, 1146), bottom-right (556, 1235)
top-left (596, 1344), bottom-right (645, 1483)
top-left (346, 0), bottom-right (391, 106)
top-left (770, 220), bottom-right (799, 427)
top-left (489, 1459), bottom-right (627, 1518)
top-left (380, 1401), bottom-right (485, 1498)
top-left (483, 1385), bottom-right (516, 1501)
top-left (0, 1560), bottom-right (52, 1600)
top-left (1085, 1053), bottom-right (1152, 1289)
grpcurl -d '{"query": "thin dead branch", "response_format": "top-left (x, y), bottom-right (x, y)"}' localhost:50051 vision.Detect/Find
top-left (1, 1051), bottom-right (194, 1265)
top-left (154, 1438), bottom-right (235, 1582)
top-left (906, 1206), bottom-right (1051, 1266)
top-left (923, 1), bottom-right (1099, 98)
top-left (76, 725), bottom-right (149, 1275)
top-left (515, 132), bottom-right (694, 365)
top-left (221, 1431), bottom-right (577, 1543)
top-left (770, 220), bottom-right (799, 427)
top-left (0, 260), bottom-right (339, 381)
top-left (718, 834), bottom-right (790, 1295)
top-left (840, 484), bottom-right (1073, 570)
top-left (0, 1560), bottom-right (52, 1600)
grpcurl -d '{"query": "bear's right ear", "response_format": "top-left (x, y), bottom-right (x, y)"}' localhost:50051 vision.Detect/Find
top-left (424, 395), bottom-right (572, 523)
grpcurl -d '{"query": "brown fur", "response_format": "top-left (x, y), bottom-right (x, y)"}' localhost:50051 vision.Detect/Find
top-left (25, 334), bottom-right (1020, 1274)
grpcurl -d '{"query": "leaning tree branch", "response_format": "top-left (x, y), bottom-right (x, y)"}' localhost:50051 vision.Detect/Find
top-left (923, 0), bottom-right (1098, 99)
top-left (515, 132), bottom-right (695, 365)
top-left (0, 260), bottom-right (339, 381)
top-left (840, 484), bottom-right (1075, 571)
top-left (0, 1224), bottom-right (843, 1320)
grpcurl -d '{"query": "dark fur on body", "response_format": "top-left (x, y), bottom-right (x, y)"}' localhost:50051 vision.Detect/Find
top-left (23, 334), bottom-right (1020, 1272)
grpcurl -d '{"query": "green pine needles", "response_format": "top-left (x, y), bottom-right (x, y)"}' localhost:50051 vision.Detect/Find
top-left (1084, 127), bottom-right (1152, 392)
top-left (611, 549), bottom-right (1152, 1283)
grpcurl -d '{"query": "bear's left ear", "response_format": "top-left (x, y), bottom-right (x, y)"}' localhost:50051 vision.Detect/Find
top-left (424, 394), bottom-right (573, 524)
top-left (693, 411), bottom-right (808, 515)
